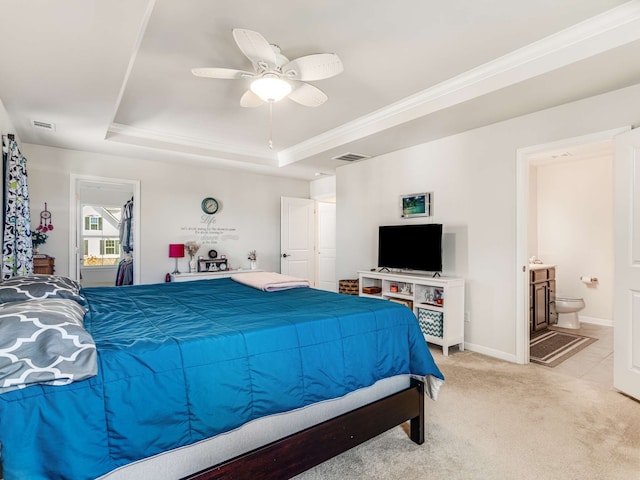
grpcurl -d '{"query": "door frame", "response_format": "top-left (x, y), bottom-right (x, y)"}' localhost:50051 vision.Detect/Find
top-left (515, 126), bottom-right (630, 364)
top-left (316, 200), bottom-right (337, 292)
top-left (69, 174), bottom-right (141, 285)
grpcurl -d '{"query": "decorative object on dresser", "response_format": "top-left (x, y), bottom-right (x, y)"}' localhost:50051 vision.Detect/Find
top-left (248, 250), bottom-right (257, 270)
top-left (184, 241), bottom-right (201, 273)
top-left (168, 243), bottom-right (185, 274)
top-left (32, 255), bottom-right (55, 275)
top-left (358, 270), bottom-right (465, 356)
top-left (198, 257), bottom-right (228, 272)
top-left (31, 230), bottom-right (48, 255)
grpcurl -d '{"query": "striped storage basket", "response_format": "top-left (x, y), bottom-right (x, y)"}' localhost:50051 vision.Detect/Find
top-left (418, 308), bottom-right (444, 338)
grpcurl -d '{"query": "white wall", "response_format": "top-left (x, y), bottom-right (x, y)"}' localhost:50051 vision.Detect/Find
top-left (336, 83), bottom-right (640, 359)
top-left (535, 155), bottom-right (613, 323)
top-left (310, 176), bottom-right (336, 201)
top-left (0, 99), bottom-right (18, 210)
top-left (23, 144), bottom-right (309, 284)
top-left (0, 99), bottom-right (16, 140)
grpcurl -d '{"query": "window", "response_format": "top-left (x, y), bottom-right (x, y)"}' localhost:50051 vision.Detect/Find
top-left (81, 205), bottom-right (122, 267)
top-left (100, 239), bottom-right (120, 255)
top-left (84, 216), bottom-right (103, 231)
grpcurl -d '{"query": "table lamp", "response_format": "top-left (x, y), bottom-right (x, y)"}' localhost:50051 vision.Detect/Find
top-left (169, 243), bottom-right (185, 274)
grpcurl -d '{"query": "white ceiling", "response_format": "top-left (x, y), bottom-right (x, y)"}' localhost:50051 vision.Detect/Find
top-left (1, 0), bottom-right (640, 180)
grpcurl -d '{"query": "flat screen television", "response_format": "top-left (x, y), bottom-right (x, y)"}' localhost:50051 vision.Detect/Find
top-left (378, 224), bottom-right (443, 272)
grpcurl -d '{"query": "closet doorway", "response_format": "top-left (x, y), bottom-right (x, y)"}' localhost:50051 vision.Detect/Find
top-left (69, 175), bottom-right (140, 286)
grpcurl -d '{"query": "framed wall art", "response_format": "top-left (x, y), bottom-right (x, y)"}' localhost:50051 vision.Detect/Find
top-left (401, 192), bottom-right (432, 218)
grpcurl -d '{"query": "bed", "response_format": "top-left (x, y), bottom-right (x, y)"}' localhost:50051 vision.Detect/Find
top-left (0, 274), bottom-right (443, 479)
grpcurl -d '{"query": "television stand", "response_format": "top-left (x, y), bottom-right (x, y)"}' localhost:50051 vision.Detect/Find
top-left (432, 272), bottom-right (441, 278)
top-left (378, 267), bottom-right (391, 273)
top-left (357, 270), bottom-right (464, 356)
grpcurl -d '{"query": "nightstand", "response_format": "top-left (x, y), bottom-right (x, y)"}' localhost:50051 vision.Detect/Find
top-left (33, 255), bottom-right (55, 275)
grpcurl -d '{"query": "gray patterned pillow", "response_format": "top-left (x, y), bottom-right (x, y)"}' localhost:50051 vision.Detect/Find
top-left (0, 298), bottom-right (97, 394)
top-left (0, 275), bottom-right (84, 305)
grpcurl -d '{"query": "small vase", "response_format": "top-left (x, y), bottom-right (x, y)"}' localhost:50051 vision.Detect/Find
top-left (189, 257), bottom-right (197, 273)
top-left (250, 260), bottom-right (257, 270)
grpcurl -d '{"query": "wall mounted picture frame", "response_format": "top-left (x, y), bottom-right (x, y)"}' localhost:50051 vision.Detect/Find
top-left (401, 192), bottom-right (432, 218)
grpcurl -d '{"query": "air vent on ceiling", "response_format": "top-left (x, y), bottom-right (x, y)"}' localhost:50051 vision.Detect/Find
top-left (31, 120), bottom-right (56, 131)
top-left (331, 152), bottom-right (371, 162)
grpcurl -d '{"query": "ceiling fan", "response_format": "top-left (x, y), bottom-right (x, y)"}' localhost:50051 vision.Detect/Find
top-left (191, 28), bottom-right (343, 108)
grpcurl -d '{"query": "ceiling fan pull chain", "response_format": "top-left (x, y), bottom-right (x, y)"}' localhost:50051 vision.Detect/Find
top-left (268, 101), bottom-right (274, 149)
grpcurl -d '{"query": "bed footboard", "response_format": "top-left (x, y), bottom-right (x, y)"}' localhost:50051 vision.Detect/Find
top-left (184, 377), bottom-right (425, 480)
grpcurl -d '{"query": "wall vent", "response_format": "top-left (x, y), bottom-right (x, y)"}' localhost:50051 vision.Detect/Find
top-left (31, 120), bottom-right (56, 131)
top-left (331, 152), bottom-right (371, 162)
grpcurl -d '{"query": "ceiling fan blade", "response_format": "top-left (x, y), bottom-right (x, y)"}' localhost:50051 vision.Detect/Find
top-left (191, 67), bottom-right (253, 79)
top-left (288, 83), bottom-right (328, 107)
top-left (240, 90), bottom-right (264, 108)
top-left (232, 29), bottom-right (276, 68)
top-left (283, 54), bottom-right (343, 81)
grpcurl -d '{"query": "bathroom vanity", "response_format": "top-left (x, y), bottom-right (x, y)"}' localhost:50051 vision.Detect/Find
top-left (529, 264), bottom-right (557, 332)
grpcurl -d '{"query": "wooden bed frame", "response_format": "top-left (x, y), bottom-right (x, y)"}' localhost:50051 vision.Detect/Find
top-left (184, 377), bottom-right (425, 480)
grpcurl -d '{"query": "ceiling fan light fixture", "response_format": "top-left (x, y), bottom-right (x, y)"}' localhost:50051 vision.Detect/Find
top-left (250, 75), bottom-right (291, 102)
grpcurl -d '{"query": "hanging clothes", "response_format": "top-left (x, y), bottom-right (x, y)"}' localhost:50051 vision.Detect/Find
top-left (120, 197), bottom-right (133, 254)
top-left (2, 135), bottom-right (33, 279)
top-left (115, 257), bottom-right (133, 286)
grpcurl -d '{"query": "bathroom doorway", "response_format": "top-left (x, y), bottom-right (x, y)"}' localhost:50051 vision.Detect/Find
top-left (515, 127), bottom-right (628, 365)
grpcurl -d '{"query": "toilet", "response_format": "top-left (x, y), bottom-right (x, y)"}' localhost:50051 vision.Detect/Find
top-left (554, 296), bottom-right (585, 329)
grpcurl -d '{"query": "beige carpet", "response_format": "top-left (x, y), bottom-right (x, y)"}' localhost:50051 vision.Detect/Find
top-left (295, 350), bottom-right (640, 480)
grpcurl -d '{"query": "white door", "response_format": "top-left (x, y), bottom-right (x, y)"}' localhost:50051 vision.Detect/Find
top-left (613, 127), bottom-right (640, 401)
top-left (317, 202), bottom-right (336, 291)
top-left (281, 197), bottom-right (315, 286)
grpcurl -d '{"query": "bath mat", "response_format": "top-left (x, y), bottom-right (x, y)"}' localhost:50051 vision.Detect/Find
top-left (530, 329), bottom-right (597, 367)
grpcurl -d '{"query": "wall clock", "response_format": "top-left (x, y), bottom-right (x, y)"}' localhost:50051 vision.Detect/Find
top-left (201, 197), bottom-right (219, 215)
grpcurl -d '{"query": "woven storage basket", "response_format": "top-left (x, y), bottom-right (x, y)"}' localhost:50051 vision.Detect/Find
top-left (418, 308), bottom-right (444, 338)
top-left (338, 279), bottom-right (359, 295)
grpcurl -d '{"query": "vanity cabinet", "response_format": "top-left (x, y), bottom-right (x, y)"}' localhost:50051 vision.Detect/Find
top-left (530, 266), bottom-right (556, 332)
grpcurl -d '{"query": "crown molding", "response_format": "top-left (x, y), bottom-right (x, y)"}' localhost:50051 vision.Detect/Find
top-left (278, 1), bottom-right (640, 167)
top-left (107, 122), bottom-right (277, 165)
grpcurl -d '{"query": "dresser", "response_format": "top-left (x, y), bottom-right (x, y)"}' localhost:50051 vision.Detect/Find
top-left (33, 255), bottom-right (55, 274)
top-left (358, 270), bottom-right (465, 356)
top-left (170, 269), bottom-right (262, 282)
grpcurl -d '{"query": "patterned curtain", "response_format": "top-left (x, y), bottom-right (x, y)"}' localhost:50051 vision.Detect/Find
top-left (2, 136), bottom-right (33, 279)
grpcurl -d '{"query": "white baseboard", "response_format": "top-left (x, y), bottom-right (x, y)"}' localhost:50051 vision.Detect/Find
top-left (463, 342), bottom-right (518, 363)
top-left (580, 315), bottom-right (613, 327)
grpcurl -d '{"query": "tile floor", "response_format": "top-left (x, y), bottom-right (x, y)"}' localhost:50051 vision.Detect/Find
top-left (535, 323), bottom-right (613, 388)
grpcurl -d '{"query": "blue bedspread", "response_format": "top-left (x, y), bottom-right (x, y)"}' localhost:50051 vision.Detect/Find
top-left (0, 279), bottom-right (442, 479)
